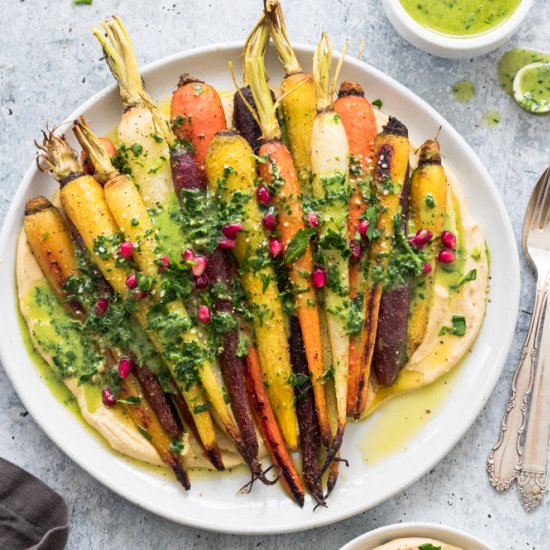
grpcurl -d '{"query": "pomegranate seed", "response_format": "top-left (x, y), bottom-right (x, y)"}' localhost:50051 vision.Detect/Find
top-left (194, 274), bottom-right (209, 289)
top-left (410, 228), bottom-right (433, 249)
top-left (182, 248), bottom-right (194, 261)
top-left (95, 297), bottom-right (109, 316)
top-left (269, 238), bottom-right (282, 256)
top-left (102, 387), bottom-right (116, 408)
top-left (197, 305), bottom-right (211, 324)
top-left (422, 262), bottom-right (432, 274)
top-left (218, 236), bottom-right (236, 250)
top-left (312, 268), bottom-right (327, 289)
top-left (126, 273), bottom-right (137, 290)
top-left (350, 239), bottom-right (361, 261)
top-left (192, 255), bottom-right (207, 277)
top-left (437, 249), bottom-right (456, 264)
top-left (119, 241), bottom-right (133, 259)
top-left (256, 185), bottom-right (271, 205)
top-left (440, 230), bottom-right (457, 250)
top-left (222, 222), bottom-right (243, 238)
top-left (118, 356), bottom-right (133, 379)
top-left (131, 290), bottom-right (146, 300)
top-left (159, 255), bottom-right (170, 271)
top-left (262, 210), bottom-right (277, 231)
top-left (306, 212), bottom-right (320, 228)
top-left (358, 219), bottom-right (369, 239)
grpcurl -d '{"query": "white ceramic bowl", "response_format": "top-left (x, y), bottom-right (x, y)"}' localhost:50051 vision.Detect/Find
top-left (383, 0), bottom-right (533, 59)
top-left (340, 522), bottom-right (495, 550)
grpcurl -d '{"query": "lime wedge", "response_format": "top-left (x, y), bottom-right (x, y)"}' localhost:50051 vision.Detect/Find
top-left (513, 61), bottom-right (550, 114)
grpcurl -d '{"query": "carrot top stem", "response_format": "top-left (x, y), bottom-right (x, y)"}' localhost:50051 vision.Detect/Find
top-left (244, 16), bottom-right (281, 141)
top-left (73, 119), bottom-right (117, 184)
top-left (313, 33), bottom-right (348, 112)
top-left (264, 0), bottom-right (302, 76)
top-left (93, 16), bottom-right (149, 111)
top-left (35, 128), bottom-right (83, 184)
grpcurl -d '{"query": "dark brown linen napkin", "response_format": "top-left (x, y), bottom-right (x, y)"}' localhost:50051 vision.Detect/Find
top-left (0, 457), bottom-right (68, 550)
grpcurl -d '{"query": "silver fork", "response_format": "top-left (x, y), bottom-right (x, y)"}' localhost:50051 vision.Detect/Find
top-left (487, 167), bottom-right (550, 492)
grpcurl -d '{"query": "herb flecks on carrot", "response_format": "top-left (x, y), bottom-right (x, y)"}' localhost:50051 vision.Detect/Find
top-left (333, 81), bottom-right (377, 416)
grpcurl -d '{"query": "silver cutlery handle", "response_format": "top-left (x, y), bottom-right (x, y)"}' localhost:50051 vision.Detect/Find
top-left (487, 281), bottom-right (549, 491)
top-left (517, 293), bottom-right (550, 510)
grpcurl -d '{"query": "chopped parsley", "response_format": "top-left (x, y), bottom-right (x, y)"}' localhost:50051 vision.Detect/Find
top-left (439, 315), bottom-right (467, 337)
top-left (372, 98), bottom-right (383, 109)
top-left (458, 268), bottom-right (477, 285)
top-left (285, 228), bottom-right (316, 264)
top-left (193, 402), bottom-right (211, 414)
top-left (418, 545), bottom-right (441, 550)
top-left (137, 425), bottom-right (153, 441)
top-left (425, 193), bottom-right (436, 208)
top-left (169, 436), bottom-right (185, 454)
top-left (288, 372), bottom-right (309, 387)
top-left (117, 396), bottom-right (142, 406)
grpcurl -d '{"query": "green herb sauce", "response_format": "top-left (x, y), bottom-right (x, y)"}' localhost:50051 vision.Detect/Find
top-left (482, 110), bottom-right (501, 127)
top-left (400, 0), bottom-right (521, 37)
top-left (452, 80), bottom-right (476, 103)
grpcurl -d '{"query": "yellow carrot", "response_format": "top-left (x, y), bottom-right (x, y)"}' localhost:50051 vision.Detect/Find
top-left (205, 130), bottom-right (298, 450)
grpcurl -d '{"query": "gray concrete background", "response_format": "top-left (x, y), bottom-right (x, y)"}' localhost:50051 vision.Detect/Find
top-left (1, 0), bottom-right (549, 548)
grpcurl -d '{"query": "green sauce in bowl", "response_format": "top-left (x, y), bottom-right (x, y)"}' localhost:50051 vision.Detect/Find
top-left (399, 0), bottom-right (521, 37)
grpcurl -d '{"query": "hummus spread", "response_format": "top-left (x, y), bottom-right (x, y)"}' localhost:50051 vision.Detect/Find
top-left (373, 537), bottom-right (463, 550)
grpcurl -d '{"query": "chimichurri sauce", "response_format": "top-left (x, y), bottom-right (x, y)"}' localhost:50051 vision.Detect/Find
top-left (400, 0), bottom-right (521, 37)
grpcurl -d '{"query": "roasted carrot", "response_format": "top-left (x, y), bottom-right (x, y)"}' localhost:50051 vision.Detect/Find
top-left (333, 81), bottom-right (377, 416)
top-left (243, 16), bottom-right (331, 450)
top-left (311, 33), bottom-right (350, 472)
top-left (407, 140), bottom-right (447, 354)
top-left (265, 0), bottom-right (317, 195)
top-left (355, 117), bottom-right (410, 415)
top-left (24, 193), bottom-right (189, 487)
top-left (372, 170), bottom-right (412, 386)
top-left (133, 364), bottom-right (182, 439)
top-left (288, 316), bottom-right (324, 506)
top-left (93, 16), bottom-right (182, 253)
top-left (205, 129), bottom-right (298, 450)
top-left (118, 373), bottom-right (191, 489)
top-left (171, 74), bottom-right (227, 174)
top-left (244, 341), bottom-right (305, 507)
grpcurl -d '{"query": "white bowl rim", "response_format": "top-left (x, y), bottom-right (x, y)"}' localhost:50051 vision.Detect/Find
top-left (339, 521), bottom-right (495, 550)
top-left (384, 0), bottom-right (534, 51)
top-left (0, 40), bottom-right (520, 534)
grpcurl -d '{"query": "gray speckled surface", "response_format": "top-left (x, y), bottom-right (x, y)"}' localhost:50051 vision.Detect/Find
top-left (1, 1), bottom-right (549, 548)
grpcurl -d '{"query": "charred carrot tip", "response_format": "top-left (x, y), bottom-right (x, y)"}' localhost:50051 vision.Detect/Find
top-left (24, 196), bottom-right (52, 215)
top-left (177, 73), bottom-right (204, 87)
top-left (337, 80), bottom-right (365, 98)
top-left (384, 116), bottom-right (408, 137)
top-left (170, 456), bottom-right (191, 490)
top-left (207, 447), bottom-right (225, 472)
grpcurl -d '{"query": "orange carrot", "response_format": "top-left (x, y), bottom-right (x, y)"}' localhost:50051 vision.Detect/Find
top-left (244, 343), bottom-right (305, 507)
top-left (333, 81), bottom-right (377, 417)
top-left (170, 75), bottom-right (227, 173)
top-left (257, 142), bottom-right (330, 447)
top-left (244, 19), bottom-right (331, 449)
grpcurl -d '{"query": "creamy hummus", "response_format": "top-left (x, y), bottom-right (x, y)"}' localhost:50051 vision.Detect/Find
top-left (373, 537), bottom-right (463, 550)
top-left (16, 109), bottom-right (488, 470)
